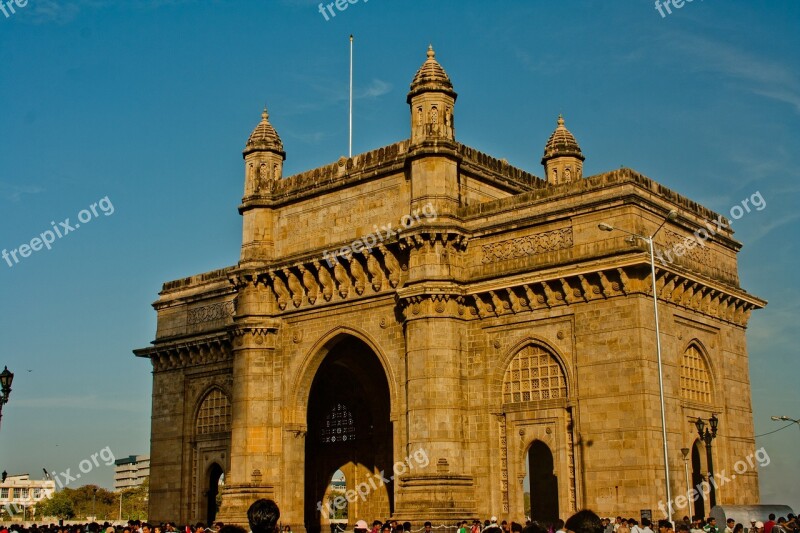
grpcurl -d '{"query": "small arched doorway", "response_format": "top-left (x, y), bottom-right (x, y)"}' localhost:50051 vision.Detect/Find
top-left (691, 440), bottom-right (704, 519)
top-left (206, 463), bottom-right (224, 525)
top-left (527, 440), bottom-right (559, 523)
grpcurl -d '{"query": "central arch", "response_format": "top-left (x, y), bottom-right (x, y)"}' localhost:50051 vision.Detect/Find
top-left (304, 335), bottom-right (393, 533)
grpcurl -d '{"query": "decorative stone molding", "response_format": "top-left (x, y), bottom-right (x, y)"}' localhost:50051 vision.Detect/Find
top-left (135, 333), bottom-right (232, 372)
top-left (230, 320), bottom-right (281, 349)
top-left (187, 300), bottom-right (235, 325)
top-left (662, 229), bottom-right (739, 285)
top-left (399, 230), bottom-right (469, 254)
top-left (466, 264), bottom-right (763, 327)
top-left (481, 227), bottom-right (573, 264)
top-left (228, 243), bottom-right (408, 312)
top-left (397, 288), bottom-right (468, 321)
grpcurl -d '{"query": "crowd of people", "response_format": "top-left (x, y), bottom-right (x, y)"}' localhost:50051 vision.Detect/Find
top-left (0, 505), bottom-right (797, 533)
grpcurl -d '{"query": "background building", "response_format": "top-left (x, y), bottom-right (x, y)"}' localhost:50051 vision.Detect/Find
top-left (0, 474), bottom-right (56, 520)
top-left (136, 46), bottom-right (764, 528)
top-left (114, 455), bottom-right (150, 491)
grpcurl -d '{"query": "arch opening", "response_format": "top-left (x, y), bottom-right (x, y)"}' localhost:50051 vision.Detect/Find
top-left (205, 463), bottom-right (224, 526)
top-left (304, 336), bottom-right (393, 533)
top-left (691, 440), bottom-right (705, 519)
top-left (525, 440), bottom-right (559, 524)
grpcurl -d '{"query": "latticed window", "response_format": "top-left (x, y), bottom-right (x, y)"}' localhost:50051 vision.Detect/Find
top-left (321, 403), bottom-right (355, 444)
top-left (503, 345), bottom-right (567, 404)
top-left (681, 344), bottom-right (712, 404)
top-left (196, 388), bottom-right (231, 435)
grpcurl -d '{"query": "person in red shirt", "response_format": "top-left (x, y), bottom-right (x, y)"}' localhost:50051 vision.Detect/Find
top-left (765, 515), bottom-right (777, 533)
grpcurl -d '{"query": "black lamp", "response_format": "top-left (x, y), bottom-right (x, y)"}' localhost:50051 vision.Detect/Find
top-left (0, 367), bottom-right (13, 401)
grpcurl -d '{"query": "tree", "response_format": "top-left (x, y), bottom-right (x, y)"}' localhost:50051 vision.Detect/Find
top-left (119, 477), bottom-right (149, 521)
top-left (36, 480), bottom-right (149, 522)
top-left (37, 490), bottom-right (76, 519)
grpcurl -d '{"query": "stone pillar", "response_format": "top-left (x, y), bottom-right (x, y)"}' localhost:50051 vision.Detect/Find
top-left (217, 278), bottom-right (283, 526)
top-left (395, 231), bottom-right (474, 522)
top-left (395, 289), bottom-right (474, 522)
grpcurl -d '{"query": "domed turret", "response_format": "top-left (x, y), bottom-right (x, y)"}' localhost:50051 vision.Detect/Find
top-left (407, 45), bottom-right (457, 143)
top-left (244, 108), bottom-right (285, 156)
top-left (243, 107), bottom-right (286, 197)
top-left (541, 115), bottom-right (585, 185)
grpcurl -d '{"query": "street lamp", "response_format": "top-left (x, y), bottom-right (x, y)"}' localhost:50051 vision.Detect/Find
top-left (0, 366), bottom-right (14, 431)
top-left (695, 414), bottom-right (719, 509)
top-left (92, 487), bottom-right (98, 520)
top-left (770, 415), bottom-right (800, 430)
top-left (680, 447), bottom-right (693, 519)
top-left (599, 209), bottom-right (678, 521)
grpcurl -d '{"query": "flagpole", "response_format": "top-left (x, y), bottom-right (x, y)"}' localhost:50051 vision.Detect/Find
top-left (349, 34), bottom-right (353, 158)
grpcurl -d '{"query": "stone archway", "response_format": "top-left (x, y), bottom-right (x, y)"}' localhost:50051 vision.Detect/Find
top-left (304, 336), bottom-right (393, 533)
top-left (205, 463), bottom-right (224, 526)
top-left (527, 440), bottom-right (559, 524)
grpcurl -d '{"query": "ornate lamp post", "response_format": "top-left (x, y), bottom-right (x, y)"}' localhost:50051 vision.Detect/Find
top-left (681, 447), bottom-right (693, 519)
top-left (0, 366), bottom-right (14, 431)
top-left (599, 209), bottom-right (678, 521)
top-left (695, 414), bottom-right (719, 509)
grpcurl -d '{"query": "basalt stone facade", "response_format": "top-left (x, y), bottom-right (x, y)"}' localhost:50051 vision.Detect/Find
top-left (135, 46), bottom-right (765, 529)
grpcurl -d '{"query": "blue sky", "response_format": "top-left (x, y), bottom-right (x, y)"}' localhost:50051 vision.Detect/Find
top-left (1, 0), bottom-right (798, 514)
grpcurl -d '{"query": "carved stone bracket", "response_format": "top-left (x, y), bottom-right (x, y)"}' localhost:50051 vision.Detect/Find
top-left (465, 265), bottom-right (762, 327)
top-left (399, 230), bottom-right (469, 254)
top-left (230, 319), bottom-right (281, 349)
top-left (135, 333), bottom-right (232, 372)
top-left (397, 287), bottom-right (467, 321)
top-left (228, 242), bottom-right (408, 313)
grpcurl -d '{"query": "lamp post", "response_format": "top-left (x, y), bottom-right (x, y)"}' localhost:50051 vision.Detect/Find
top-left (599, 209), bottom-right (678, 521)
top-left (0, 366), bottom-right (14, 432)
top-left (92, 487), bottom-right (97, 520)
top-left (770, 415), bottom-right (800, 432)
top-left (681, 447), bottom-right (693, 519)
top-left (695, 414), bottom-right (719, 510)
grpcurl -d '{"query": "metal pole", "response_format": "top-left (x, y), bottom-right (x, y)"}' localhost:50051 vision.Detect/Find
top-left (649, 236), bottom-right (673, 521)
top-left (706, 438), bottom-right (716, 509)
top-left (683, 456), bottom-right (693, 519)
top-left (349, 34), bottom-right (353, 159)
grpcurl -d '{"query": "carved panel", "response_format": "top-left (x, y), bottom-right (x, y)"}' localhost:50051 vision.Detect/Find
top-left (187, 301), bottom-right (235, 325)
top-left (481, 228), bottom-right (573, 264)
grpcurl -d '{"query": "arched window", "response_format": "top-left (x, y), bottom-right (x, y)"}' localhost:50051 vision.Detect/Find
top-left (196, 388), bottom-right (232, 435)
top-left (503, 344), bottom-right (567, 404)
top-left (321, 402), bottom-right (355, 444)
top-left (680, 344), bottom-right (712, 404)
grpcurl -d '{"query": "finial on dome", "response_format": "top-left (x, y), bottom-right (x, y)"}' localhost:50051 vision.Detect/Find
top-left (262, 107), bottom-right (269, 121)
top-left (557, 114), bottom-right (565, 127)
top-left (427, 44), bottom-right (435, 59)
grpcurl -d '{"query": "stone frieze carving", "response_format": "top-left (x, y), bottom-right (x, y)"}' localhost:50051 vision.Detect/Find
top-left (481, 228), bottom-right (573, 264)
top-left (187, 300), bottom-right (235, 325)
